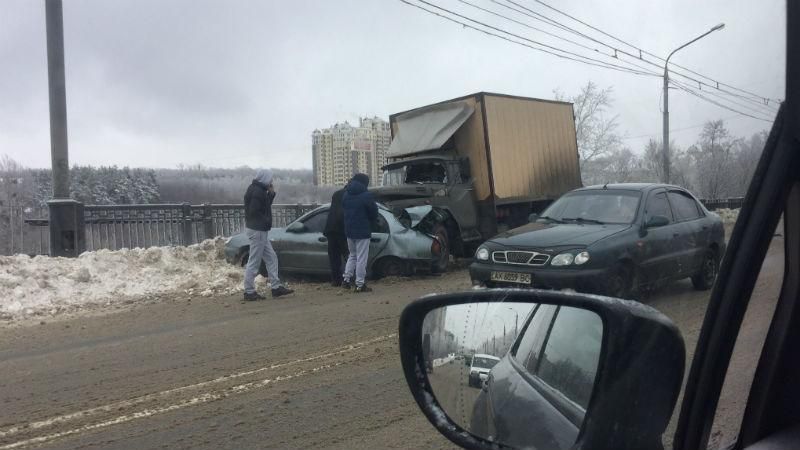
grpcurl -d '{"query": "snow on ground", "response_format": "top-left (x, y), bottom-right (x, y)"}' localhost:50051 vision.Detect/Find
top-left (0, 238), bottom-right (243, 322)
top-left (716, 208), bottom-right (740, 224)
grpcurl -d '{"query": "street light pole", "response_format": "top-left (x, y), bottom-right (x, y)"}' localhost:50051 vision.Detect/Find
top-left (662, 23), bottom-right (725, 183)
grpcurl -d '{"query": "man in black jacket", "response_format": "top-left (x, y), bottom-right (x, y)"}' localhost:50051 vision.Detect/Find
top-left (243, 169), bottom-right (293, 300)
top-left (323, 186), bottom-right (348, 286)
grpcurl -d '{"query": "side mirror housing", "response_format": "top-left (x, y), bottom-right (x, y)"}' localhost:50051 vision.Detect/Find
top-left (528, 213), bottom-right (539, 223)
top-left (399, 290), bottom-right (685, 450)
top-left (646, 215), bottom-right (670, 228)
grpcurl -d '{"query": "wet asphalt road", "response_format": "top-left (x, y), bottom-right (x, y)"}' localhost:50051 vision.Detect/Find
top-left (0, 236), bottom-right (783, 449)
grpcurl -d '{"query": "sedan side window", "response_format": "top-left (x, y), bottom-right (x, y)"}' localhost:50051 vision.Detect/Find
top-left (372, 212), bottom-right (390, 233)
top-left (645, 191), bottom-right (674, 223)
top-left (536, 307), bottom-right (603, 409)
top-left (512, 304), bottom-right (557, 372)
top-left (302, 211), bottom-right (328, 233)
top-left (668, 191), bottom-right (703, 221)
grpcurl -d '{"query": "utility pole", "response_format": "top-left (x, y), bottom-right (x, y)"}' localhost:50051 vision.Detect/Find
top-left (45, 0), bottom-right (85, 257)
top-left (45, 0), bottom-right (69, 198)
top-left (663, 23), bottom-right (725, 184)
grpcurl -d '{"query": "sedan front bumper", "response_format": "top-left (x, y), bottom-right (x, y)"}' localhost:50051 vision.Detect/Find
top-left (469, 261), bottom-right (612, 294)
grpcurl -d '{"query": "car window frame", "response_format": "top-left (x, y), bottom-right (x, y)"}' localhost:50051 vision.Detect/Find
top-left (300, 209), bottom-right (329, 234)
top-left (534, 306), bottom-right (603, 411)
top-left (666, 189), bottom-right (705, 223)
top-left (643, 188), bottom-right (676, 224)
top-left (507, 305), bottom-right (587, 428)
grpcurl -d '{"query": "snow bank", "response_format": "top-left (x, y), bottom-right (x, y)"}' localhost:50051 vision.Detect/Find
top-left (0, 238), bottom-right (244, 322)
top-left (716, 208), bottom-right (740, 224)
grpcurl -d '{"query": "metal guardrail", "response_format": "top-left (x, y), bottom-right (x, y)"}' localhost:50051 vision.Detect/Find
top-left (16, 203), bottom-right (319, 255)
top-left (9, 196), bottom-right (744, 256)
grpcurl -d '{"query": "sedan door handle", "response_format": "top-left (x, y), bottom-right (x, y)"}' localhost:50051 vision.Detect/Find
top-left (673, 233), bottom-right (680, 238)
top-left (318, 237), bottom-right (328, 243)
top-left (370, 238), bottom-right (380, 243)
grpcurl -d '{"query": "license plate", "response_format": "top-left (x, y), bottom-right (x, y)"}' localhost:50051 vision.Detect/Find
top-left (490, 271), bottom-right (532, 285)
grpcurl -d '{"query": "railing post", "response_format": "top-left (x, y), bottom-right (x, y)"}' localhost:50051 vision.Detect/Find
top-left (181, 203), bottom-right (193, 245)
top-left (203, 203), bottom-right (214, 241)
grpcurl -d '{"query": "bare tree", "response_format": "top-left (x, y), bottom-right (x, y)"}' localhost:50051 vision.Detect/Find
top-left (556, 82), bottom-right (623, 164)
top-left (642, 139), bottom-right (692, 189)
top-left (690, 120), bottom-right (740, 200)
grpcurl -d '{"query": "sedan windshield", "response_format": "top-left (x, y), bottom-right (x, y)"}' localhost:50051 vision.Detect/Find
top-left (473, 357), bottom-right (499, 369)
top-left (541, 190), bottom-right (641, 225)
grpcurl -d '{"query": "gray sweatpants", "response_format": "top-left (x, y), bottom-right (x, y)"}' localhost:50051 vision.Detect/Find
top-left (343, 238), bottom-right (370, 287)
top-left (244, 228), bottom-right (282, 293)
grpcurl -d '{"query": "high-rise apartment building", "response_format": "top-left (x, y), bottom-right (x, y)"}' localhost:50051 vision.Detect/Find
top-left (312, 117), bottom-right (391, 186)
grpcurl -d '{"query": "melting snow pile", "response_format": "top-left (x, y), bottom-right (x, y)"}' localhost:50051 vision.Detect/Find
top-left (716, 208), bottom-right (740, 224)
top-left (0, 237), bottom-right (243, 321)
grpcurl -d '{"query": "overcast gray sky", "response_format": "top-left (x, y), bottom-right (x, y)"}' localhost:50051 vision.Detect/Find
top-left (0, 0), bottom-right (785, 169)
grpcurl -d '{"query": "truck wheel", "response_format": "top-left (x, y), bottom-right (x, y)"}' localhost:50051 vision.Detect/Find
top-left (432, 224), bottom-right (449, 273)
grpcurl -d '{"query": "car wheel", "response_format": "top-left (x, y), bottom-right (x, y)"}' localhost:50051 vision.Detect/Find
top-left (691, 249), bottom-right (719, 290)
top-left (606, 264), bottom-right (636, 299)
top-left (374, 256), bottom-right (408, 278)
top-left (431, 224), bottom-right (449, 273)
top-left (241, 252), bottom-right (268, 277)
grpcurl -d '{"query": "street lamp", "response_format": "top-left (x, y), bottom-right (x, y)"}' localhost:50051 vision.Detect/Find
top-left (662, 23), bottom-right (725, 183)
top-left (506, 307), bottom-right (519, 337)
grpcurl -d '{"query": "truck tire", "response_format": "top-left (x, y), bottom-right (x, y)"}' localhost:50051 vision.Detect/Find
top-left (432, 224), bottom-right (449, 273)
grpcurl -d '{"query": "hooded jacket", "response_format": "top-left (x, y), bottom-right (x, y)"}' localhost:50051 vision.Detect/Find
top-left (244, 169), bottom-right (276, 231)
top-left (342, 174), bottom-right (378, 240)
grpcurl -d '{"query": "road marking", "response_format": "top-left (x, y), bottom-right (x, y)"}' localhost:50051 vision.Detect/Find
top-left (0, 360), bottom-right (348, 450)
top-left (0, 333), bottom-right (396, 445)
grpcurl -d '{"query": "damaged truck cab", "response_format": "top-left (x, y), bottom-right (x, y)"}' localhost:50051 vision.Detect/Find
top-left (372, 92), bottom-right (583, 257)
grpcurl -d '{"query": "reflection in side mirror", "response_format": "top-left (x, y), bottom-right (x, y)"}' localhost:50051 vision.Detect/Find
top-left (399, 290), bottom-right (686, 450)
top-left (528, 213), bottom-right (539, 223)
top-left (286, 222), bottom-right (305, 233)
top-left (646, 215), bottom-right (670, 228)
top-left (422, 302), bottom-right (602, 449)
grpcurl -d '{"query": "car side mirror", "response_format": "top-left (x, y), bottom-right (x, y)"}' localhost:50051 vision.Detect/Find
top-left (528, 213), bottom-right (539, 223)
top-left (646, 215), bottom-right (670, 228)
top-left (399, 290), bottom-right (685, 450)
top-left (286, 222), bottom-right (306, 233)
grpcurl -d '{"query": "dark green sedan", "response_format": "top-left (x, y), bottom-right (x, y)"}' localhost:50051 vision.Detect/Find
top-left (469, 183), bottom-right (726, 298)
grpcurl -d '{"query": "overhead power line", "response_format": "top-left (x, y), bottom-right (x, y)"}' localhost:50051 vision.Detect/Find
top-left (398, 0), bottom-right (661, 77)
top-left (526, 0), bottom-right (783, 105)
top-left (398, 0), bottom-right (780, 117)
top-left (496, 0), bottom-right (779, 111)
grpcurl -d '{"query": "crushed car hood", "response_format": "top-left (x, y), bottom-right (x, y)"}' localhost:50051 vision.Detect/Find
top-left (489, 222), bottom-right (630, 248)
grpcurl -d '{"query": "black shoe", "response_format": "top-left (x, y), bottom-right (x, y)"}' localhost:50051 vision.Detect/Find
top-left (272, 286), bottom-right (294, 298)
top-left (354, 284), bottom-right (372, 293)
top-left (342, 280), bottom-right (352, 290)
top-left (243, 292), bottom-right (266, 301)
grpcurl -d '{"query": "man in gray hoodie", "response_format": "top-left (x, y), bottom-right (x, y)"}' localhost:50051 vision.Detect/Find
top-left (243, 169), bottom-right (293, 300)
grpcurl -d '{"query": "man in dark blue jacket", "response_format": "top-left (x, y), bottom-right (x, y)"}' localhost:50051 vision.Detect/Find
top-left (341, 173), bottom-right (378, 292)
top-left (243, 169), bottom-right (293, 300)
